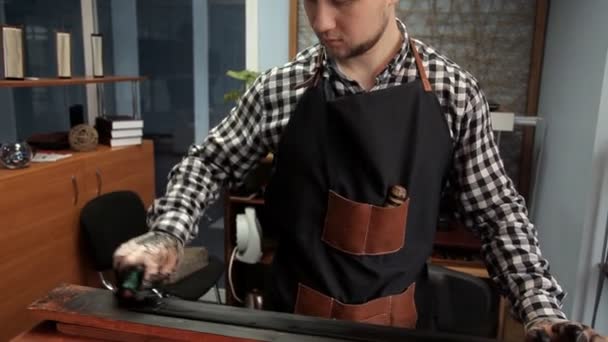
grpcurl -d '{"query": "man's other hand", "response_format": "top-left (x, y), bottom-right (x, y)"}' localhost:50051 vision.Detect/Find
top-left (526, 320), bottom-right (607, 342)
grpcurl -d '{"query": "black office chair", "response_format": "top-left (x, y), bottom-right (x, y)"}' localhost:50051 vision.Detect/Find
top-left (80, 190), bottom-right (224, 302)
top-left (428, 264), bottom-right (500, 338)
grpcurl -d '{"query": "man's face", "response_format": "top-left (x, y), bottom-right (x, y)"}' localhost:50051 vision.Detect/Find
top-left (304, 0), bottom-right (395, 60)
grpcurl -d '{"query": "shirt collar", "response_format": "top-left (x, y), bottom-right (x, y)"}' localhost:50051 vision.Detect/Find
top-left (322, 18), bottom-right (412, 81)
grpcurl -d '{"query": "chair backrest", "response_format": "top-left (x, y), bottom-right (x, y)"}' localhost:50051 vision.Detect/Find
top-left (80, 191), bottom-right (148, 271)
top-left (428, 264), bottom-right (499, 337)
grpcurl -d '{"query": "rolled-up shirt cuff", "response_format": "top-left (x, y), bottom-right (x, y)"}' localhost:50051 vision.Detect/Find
top-left (519, 293), bottom-right (567, 328)
top-left (148, 212), bottom-right (192, 245)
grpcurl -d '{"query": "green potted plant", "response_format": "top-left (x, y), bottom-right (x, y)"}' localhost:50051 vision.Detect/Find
top-left (224, 69), bottom-right (261, 103)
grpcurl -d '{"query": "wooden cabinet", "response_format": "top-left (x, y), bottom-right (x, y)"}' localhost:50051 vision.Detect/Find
top-left (0, 140), bottom-right (155, 342)
top-left (82, 141), bottom-right (155, 203)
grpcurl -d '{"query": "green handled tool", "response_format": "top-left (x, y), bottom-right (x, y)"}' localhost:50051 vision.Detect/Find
top-left (117, 267), bottom-right (143, 299)
top-left (115, 267), bottom-right (163, 307)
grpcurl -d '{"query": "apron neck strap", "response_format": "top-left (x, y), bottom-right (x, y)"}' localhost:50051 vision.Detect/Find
top-left (294, 49), bottom-right (325, 90)
top-left (295, 39), bottom-right (432, 93)
top-left (409, 38), bottom-right (432, 92)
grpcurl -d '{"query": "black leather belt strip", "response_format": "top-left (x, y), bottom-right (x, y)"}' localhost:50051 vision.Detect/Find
top-left (125, 296), bottom-right (496, 342)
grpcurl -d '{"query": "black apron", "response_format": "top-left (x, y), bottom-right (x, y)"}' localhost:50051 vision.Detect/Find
top-left (262, 38), bottom-right (453, 329)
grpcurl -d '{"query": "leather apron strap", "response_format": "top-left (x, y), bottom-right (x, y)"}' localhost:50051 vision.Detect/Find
top-left (409, 38), bottom-right (432, 92)
top-left (295, 38), bottom-right (433, 92)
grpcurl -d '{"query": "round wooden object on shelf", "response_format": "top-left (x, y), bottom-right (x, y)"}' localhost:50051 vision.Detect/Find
top-left (69, 124), bottom-right (98, 151)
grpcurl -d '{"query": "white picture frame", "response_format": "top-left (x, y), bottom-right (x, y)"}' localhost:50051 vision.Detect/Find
top-left (1, 25), bottom-right (25, 79)
top-left (56, 31), bottom-right (72, 78)
top-left (91, 33), bottom-right (103, 77)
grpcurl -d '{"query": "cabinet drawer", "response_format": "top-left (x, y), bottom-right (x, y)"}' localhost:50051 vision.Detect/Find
top-left (83, 142), bottom-right (155, 206)
top-left (0, 160), bottom-right (83, 232)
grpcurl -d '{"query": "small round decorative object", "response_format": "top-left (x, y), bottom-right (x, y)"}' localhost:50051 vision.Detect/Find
top-left (69, 124), bottom-right (98, 152)
top-left (0, 141), bottom-right (33, 169)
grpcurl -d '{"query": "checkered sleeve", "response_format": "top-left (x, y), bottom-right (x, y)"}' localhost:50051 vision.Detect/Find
top-left (449, 79), bottom-right (567, 324)
top-left (146, 72), bottom-right (271, 244)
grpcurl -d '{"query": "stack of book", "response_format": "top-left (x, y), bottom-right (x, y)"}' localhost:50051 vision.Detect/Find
top-left (95, 115), bottom-right (144, 147)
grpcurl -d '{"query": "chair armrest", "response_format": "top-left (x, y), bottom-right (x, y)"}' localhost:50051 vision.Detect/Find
top-left (168, 247), bottom-right (209, 284)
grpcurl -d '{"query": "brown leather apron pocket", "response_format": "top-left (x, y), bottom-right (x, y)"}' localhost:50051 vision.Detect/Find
top-left (294, 283), bottom-right (417, 328)
top-left (322, 190), bottom-right (409, 255)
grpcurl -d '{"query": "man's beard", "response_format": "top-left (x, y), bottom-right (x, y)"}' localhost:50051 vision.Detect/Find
top-left (324, 15), bottom-right (390, 60)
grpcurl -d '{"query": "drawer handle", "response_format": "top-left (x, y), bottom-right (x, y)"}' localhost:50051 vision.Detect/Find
top-left (71, 176), bottom-right (79, 206)
top-left (96, 169), bottom-right (103, 196)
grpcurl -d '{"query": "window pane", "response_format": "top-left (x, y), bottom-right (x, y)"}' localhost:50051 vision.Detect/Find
top-left (137, 0), bottom-right (194, 143)
top-left (208, 0), bottom-right (245, 128)
top-left (0, 0), bottom-right (86, 142)
top-left (95, 0), bottom-right (117, 116)
top-left (97, 0), bottom-right (245, 195)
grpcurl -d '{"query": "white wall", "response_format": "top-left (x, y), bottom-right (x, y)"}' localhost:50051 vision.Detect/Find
top-left (534, 0), bottom-right (608, 330)
top-left (193, 0), bottom-right (209, 142)
top-left (257, 0), bottom-right (290, 71)
top-left (577, 44), bottom-right (608, 329)
top-left (246, 0), bottom-right (290, 72)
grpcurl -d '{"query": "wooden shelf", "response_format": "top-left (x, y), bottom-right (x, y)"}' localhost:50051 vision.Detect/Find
top-left (228, 196), bottom-right (265, 206)
top-left (434, 224), bottom-right (482, 250)
top-left (430, 257), bottom-right (489, 278)
top-left (260, 249), bottom-right (275, 265)
top-left (0, 75), bottom-right (146, 88)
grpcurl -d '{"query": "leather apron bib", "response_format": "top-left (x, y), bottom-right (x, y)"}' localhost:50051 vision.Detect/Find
top-left (262, 39), bottom-right (453, 329)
